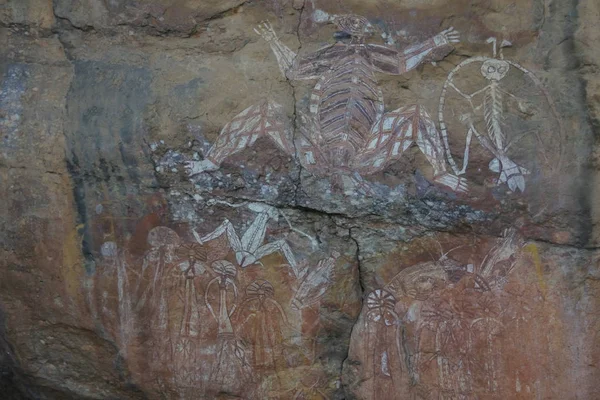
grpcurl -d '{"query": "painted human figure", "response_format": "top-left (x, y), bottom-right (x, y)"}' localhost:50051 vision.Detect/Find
top-left (364, 289), bottom-right (407, 399)
top-left (136, 227), bottom-right (181, 330)
top-left (205, 261), bottom-right (239, 337)
top-left (236, 280), bottom-right (288, 373)
top-left (97, 241), bottom-right (134, 352)
top-left (205, 261), bottom-right (253, 391)
top-left (136, 227), bottom-right (202, 380)
top-left (193, 200), bottom-right (306, 277)
top-left (186, 14), bottom-right (467, 193)
top-left (439, 38), bottom-right (562, 193)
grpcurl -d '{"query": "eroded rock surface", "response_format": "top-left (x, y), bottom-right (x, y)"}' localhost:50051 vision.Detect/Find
top-left (1, 0), bottom-right (599, 399)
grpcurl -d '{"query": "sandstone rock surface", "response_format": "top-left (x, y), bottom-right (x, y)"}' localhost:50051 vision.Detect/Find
top-left (0, 0), bottom-right (599, 399)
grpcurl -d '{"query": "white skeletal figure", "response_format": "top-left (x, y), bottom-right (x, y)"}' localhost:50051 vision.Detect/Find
top-left (439, 37), bottom-right (561, 193)
top-left (193, 200), bottom-right (315, 278)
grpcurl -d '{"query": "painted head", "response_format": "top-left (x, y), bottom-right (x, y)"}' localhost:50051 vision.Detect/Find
top-left (246, 279), bottom-right (275, 303)
top-left (313, 10), bottom-right (373, 40)
top-left (481, 59), bottom-right (510, 81)
top-left (366, 289), bottom-right (397, 326)
top-left (332, 14), bottom-right (373, 38)
top-left (212, 260), bottom-right (237, 281)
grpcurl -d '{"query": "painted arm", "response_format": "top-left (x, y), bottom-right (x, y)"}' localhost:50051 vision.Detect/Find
top-left (255, 21), bottom-right (335, 80)
top-left (255, 21), bottom-right (297, 78)
top-left (370, 27), bottom-right (460, 75)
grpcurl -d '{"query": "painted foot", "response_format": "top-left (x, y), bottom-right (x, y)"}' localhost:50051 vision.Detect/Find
top-left (184, 159), bottom-right (218, 176)
top-left (433, 173), bottom-right (468, 193)
top-left (501, 171), bottom-right (527, 193)
top-left (494, 158), bottom-right (529, 193)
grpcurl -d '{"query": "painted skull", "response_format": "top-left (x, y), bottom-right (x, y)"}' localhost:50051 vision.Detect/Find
top-left (481, 59), bottom-right (510, 81)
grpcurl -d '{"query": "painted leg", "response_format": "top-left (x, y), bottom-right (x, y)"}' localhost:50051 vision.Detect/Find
top-left (464, 118), bottom-right (529, 193)
top-left (185, 101), bottom-right (294, 176)
top-left (355, 105), bottom-right (416, 174)
top-left (240, 212), bottom-right (270, 254)
top-left (491, 155), bottom-right (529, 192)
top-left (413, 106), bottom-right (468, 193)
top-left (358, 105), bottom-right (467, 193)
top-left (194, 219), bottom-right (243, 255)
top-left (252, 240), bottom-right (299, 277)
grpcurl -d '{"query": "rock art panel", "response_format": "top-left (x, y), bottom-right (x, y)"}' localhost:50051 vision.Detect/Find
top-left (177, 8), bottom-right (566, 209)
top-left (185, 14), bottom-right (468, 194)
top-left (89, 199), bottom-right (359, 399)
top-left (344, 230), bottom-right (574, 399)
top-left (1, 0), bottom-right (598, 399)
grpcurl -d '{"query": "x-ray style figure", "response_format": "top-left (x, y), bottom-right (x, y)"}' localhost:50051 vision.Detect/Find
top-left (439, 38), bottom-right (561, 192)
top-left (205, 260), bottom-right (253, 388)
top-left (186, 13), bottom-right (468, 193)
top-left (192, 200), bottom-right (312, 277)
top-left (365, 289), bottom-right (406, 399)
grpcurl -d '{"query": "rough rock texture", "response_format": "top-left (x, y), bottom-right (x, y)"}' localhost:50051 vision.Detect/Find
top-left (0, 0), bottom-right (599, 399)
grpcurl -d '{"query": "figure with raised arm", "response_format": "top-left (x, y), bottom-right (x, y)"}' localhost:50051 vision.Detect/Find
top-left (186, 13), bottom-right (467, 193)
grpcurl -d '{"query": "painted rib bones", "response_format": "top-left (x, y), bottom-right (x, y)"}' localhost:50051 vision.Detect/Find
top-left (185, 14), bottom-right (467, 193)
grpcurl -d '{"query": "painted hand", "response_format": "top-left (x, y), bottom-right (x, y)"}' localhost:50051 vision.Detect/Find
top-left (435, 27), bottom-right (460, 45)
top-left (253, 21), bottom-right (278, 43)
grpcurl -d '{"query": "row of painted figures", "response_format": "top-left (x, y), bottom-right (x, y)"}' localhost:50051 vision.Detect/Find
top-left (184, 15), bottom-right (562, 196)
top-left (356, 230), bottom-right (547, 400)
top-left (93, 215), bottom-right (338, 398)
top-left (92, 203), bottom-right (543, 399)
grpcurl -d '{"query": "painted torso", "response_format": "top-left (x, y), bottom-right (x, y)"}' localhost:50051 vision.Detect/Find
top-left (308, 43), bottom-right (385, 168)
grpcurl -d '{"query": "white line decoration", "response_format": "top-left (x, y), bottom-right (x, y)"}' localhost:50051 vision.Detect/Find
top-left (359, 230), bottom-right (527, 399)
top-left (236, 279), bottom-right (289, 371)
top-left (291, 251), bottom-right (340, 310)
top-left (204, 260), bottom-right (254, 388)
top-left (439, 37), bottom-right (563, 193)
top-left (364, 288), bottom-right (406, 397)
top-left (185, 14), bottom-right (468, 193)
top-left (192, 200), bottom-right (316, 277)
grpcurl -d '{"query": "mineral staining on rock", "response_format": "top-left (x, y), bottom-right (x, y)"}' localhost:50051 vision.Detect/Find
top-left (0, 0), bottom-right (598, 399)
